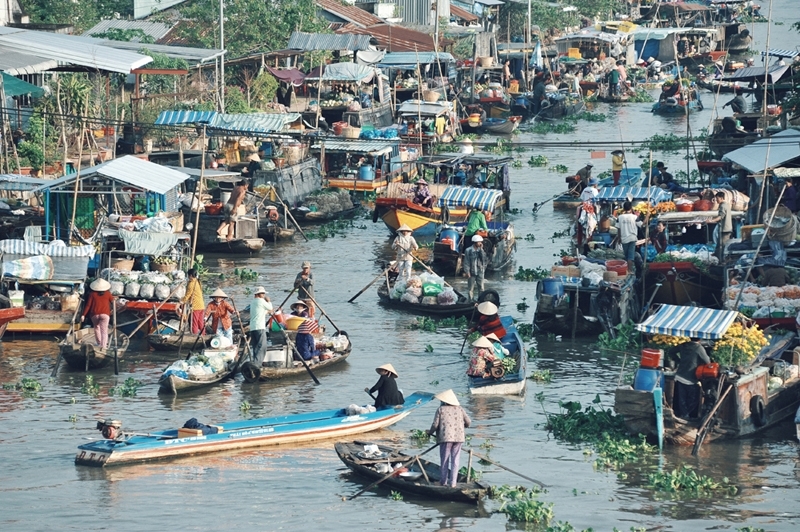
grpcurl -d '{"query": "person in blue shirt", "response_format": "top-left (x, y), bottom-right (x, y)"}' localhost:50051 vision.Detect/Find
top-left (294, 319), bottom-right (319, 361)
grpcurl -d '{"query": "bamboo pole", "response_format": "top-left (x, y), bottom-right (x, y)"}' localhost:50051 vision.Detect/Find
top-left (68, 102), bottom-right (87, 243)
top-left (191, 125), bottom-right (207, 263)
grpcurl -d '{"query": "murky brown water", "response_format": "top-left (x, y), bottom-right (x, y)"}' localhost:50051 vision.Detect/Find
top-left (2, 4), bottom-right (799, 530)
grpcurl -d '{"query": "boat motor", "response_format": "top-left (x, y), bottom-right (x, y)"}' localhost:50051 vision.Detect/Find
top-left (96, 419), bottom-right (123, 440)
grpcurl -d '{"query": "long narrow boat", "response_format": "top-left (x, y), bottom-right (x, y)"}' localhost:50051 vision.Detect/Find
top-left (146, 331), bottom-right (213, 351)
top-left (614, 305), bottom-right (800, 445)
top-left (240, 331), bottom-right (352, 382)
top-left (74, 392), bottom-right (435, 467)
top-left (484, 116), bottom-right (522, 135)
top-left (59, 328), bottom-right (130, 371)
top-left (469, 317), bottom-right (527, 396)
top-left (335, 441), bottom-right (490, 503)
top-left (376, 282), bottom-right (478, 317)
top-left (0, 307), bottom-right (25, 337)
top-left (157, 341), bottom-right (241, 394)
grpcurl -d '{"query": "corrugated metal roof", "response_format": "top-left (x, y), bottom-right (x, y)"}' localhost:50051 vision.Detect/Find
top-left (83, 20), bottom-right (173, 42)
top-left (0, 27), bottom-right (152, 74)
top-left (155, 110), bottom-right (218, 126)
top-left (557, 30), bottom-right (626, 44)
top-left (288, 32), bottom-right (372, 51)
top-left (723, 64), bottom-right (790, 84)
top-left (316, 0), bottom-right (384, 28)
top-left (636, 305), bottom-right (737, 340)
top-left (0, 174), bottom-right (48, 191)
top-left (32, 156), bottom-right (190, 195)
top-left (311, 139), bottom-right (397, 154)
top-left (377, 51), bottom-right (456, 66)
top-left (134, 0), bottom-right (186, 19)
top-left (397, 100), bottom-right (453, 116)
top-left (0, 49), bottom-right (58, 75)
top-left (95, 40), bottom-right (224, 65)
top-left (450, 5), bottom-right (479, 22)
top-left (632, 27), bottom-right (694, 40)
top-left (723, 129), bottom-right (800, 174)
top-left (209, 113), bottom-right (302, 135)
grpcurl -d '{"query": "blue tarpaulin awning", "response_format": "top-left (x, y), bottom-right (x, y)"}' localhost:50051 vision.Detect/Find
top-left (438, 186), bottom-right (504, 212)
top-left (636, 305), bottom-right (738, 340)
top-left (155, 111), bottom-right (301, 134)
top-left (595, 186), bottom-right (672, 205)
top-left (154, 110), bottom-right (217, 126)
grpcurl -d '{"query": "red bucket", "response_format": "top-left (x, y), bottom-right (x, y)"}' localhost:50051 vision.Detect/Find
top-left (640, 348), bottom-right (663, 369)
top-left (332, 121), bottom-right (348, 136)
top-left (605, 260), bottom-right (628, 276)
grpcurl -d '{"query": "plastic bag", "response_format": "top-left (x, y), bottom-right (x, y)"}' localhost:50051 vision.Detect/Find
top-left (437, 288), bottom-right (457, 305)
top-left (155, 284), bottom-right (171, 300)
top-left (405, 286), bottom-right (422, 298)
top-left (139, 283), bottom-right (155, 299)
top-left (110, 281), bottom-right (125, 296)
top-left (171, 283), bottom-right (186, 300)
top-left (124, 282), bottom-right (141, 298)
top-left (422, 283), bottom-right (443, 296)
top-left (401, 292), bottom-right (420, 304)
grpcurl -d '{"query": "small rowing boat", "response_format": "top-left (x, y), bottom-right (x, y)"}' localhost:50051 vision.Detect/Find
top-left (468, 317), bottom-right (527, 396)
top-left (377, 282), bottom-right (477, 317)
top-left (157, 340), bottom-right (242, 394)
top-left (59, 327), bottom-right (130, 371)
top-left (74, 392), bottom-right (435, 467)
top-left (335, 441), bottom-right (490, 503)
top-left (241, 331), bottom-right (352, 382)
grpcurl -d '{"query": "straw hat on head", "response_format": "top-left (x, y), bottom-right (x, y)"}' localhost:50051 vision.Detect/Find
top-left (211, 288), bottom-right (228, 299)
top-left (254, 286), bottom-right (267, 296)
top-left (435, 389), bottom-right (459, 406)
top-left (301, 261), bottom-right (311, 269)
top-left (416, 179), bottom-right (428, 186)
top-left (247, 153), bottom-right (261, 162)
top-left (397, 224), bottom-right (413, 233)
top-left (477, 301), bottom-right (498, 315)
top-left (291, 300), bottom-right (308, 311)
top-left (486, 332), bottom-right (501, 342)
top-left (90, 278), bottom-right (111, 292)
top-left (376, 363), bottom-right (398, 377)
top-left (472, 336), bottom-right (494, 349)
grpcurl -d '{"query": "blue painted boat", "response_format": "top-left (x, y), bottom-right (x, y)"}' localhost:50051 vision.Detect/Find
top-left (651, 95), bottom-right (703, 115)
top-left (468, 317), bottom-right (527, 396)
top-left (75, 392), bottom-right (435, 467)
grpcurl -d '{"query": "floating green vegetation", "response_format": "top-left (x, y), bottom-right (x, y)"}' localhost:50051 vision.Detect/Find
top-left (516, 322), bottom-right (533, 342)
top-left (240, 401), bottom-right (251, 412)
top-left (529, 369), bottom-right (552, 383)
top-left (490, 485), bottom-right (554, 525)
top-left (508, 208), bottom-right (521, 215)
top-left (410, 428), bottom-right (434, 443)
top-left (524, 233), bottom-right (536, 241)
top-left (108, 377), bottom-right (143, 397)
top-left (570, 111), bottom-right (607, 123)
top-left (192, 254), bottom-right (211, 278)
top-left (424, 344), bottom-right (434, 352)
top-left (233, 268), bottom-right (258, 282)
top-left (514, 266), bottom-right (549, 281)
top-left (737, 528), bottom-right (766, 532)
top-left (543, 395), bottom-right (628, 443)
top-left (633, 133), bottom-right (691, 155)
top-left (458, 465), bottom-right (482, 480)
top-left (517, 298), bottom-right (530, 312)
top-left (648, 465), bottom-right (738, 497)
top-left (483, 138), bottom-right (514, 154)
top-left (549, 164), bottom-right (569, 173)
top-left (527, 346), bottom-right (540, 359)
top-left (592, 434), bottom-right (654, 470)
top-left (552, 228), bottom-right (570, 239)
top-left (596, 320), bottom-right (642, 353)
top-left (466, 331), bottom-right (482, 344)
top-left (433, 142), bottom-right (461, 154)
top-left (389, 490), bottom-right (403, 500)
top-left (626, 87), bottom-right (655, 103)
top-left (528, 155), bottom-right (549, 167)
top-left (68, 414), bottom-right (78, 423)
top-left (80, 375), bottom-right (100, 397)
top-left (3, 377), bottom-right (43, 394)
top-left (305, 218), bottom-right (365, 239)
top-left (529, 121), bottom-right (576, 134)
top-left (408, 315), bottom-right (469, 332)
top-left (511, 159), bottom-right (523, 168)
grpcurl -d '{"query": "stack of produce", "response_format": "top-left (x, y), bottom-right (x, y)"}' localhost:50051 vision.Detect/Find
top-left (655, 201), bottom-right (676, 213)
top-left (710, 322), bottom-right (769, 367)
top-left (101, 268), bottom-right (186, 301)
top-left (390, 273), bottom-right (456, 305)
top-left (161, 340), bottom-right (236, 379)
top-left (725, 283), bottom-right (800, 317)
top-left (646, 244), bottom-right (717, 265)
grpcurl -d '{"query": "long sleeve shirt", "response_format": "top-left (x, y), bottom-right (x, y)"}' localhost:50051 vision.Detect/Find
top-left (294, 272), bottom-right (314, 300)
top-left (182, 278), bottom-right (205, 311)
top-left (463, 245), bottom-right (488, 276)
top-left (668, 342), bottom-right (710, 385)
top-left (205, 300), bottom-right (234, 332)
top-left (392, 234), bottom-right (418, 261)
top-left (429, 404), bottom-right (472, 443)
top-left (82, 291), bottom-right (114, 319)
top-left (369, 375), bottom-right (404, 408)
top-left (617, 213), bottom-right (641, 244)
top-left (464, 211), bottom-right (488, 237)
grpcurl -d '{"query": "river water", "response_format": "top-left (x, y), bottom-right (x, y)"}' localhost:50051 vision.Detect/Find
top-left (2, 4), bottom-right (800, 531)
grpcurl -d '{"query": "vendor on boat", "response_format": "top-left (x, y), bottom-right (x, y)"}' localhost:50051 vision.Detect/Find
top-left (82, 278), bottom-right (115, 349)
top-left (426, 389), bottom-right (472, 488)
top-left (472, 301), bottom-right (507, 339)
top-left (392, 224), bottom-right (419, 280)
top-left (666, 341), bottom-right (711, 420)
top-left (295, 319), bottom-right (320, 362)
top-left (242, 153), bottom-right (261, 177)
top-left (217, 180), bottom-right (248, 241)
top-left (293, 261), bottom-right (315, 317)
top-left (650, 221), bottom-right (668, 254)
top-left (290, 300), bottom-right (310, 318)
top-left (411, 179), bottom-right (433, 208)
top-left (205, 288), bottom-right (235, 343)
top-left (723, 87), bottom-right (747, 114)
top-left (464, 208), bottom-right (489, 242)
top-left (756, 265), bottom-right (788, 287)
top-left (463, 235), bottom-right (488, 301)
top-left (249, 286), bottom-right (273, 365)
top-left (658, 80), bottom-right (680, 102)
top-left (579, 178), bottom-right (599, 202)
top-left (617, 201), bottom-right (643, 275)
top-left (365, 363), bottom-right (404, 408)
top-left (486, 332), bottom-right (508, 358)
top-left (467, 336), bottom-right (496, 378)
top-left (182, 268), bottom-right (205, 334)
top-left (708, 191), bottom-right (732, 263)
top-left (576, 163), bottom-right (593, 193)
top-left (611, 150), bottom-right (625, 186)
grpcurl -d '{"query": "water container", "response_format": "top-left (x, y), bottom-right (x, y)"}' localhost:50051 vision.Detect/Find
top-left (541, 278), bottom-right (565, 298)
top-left (640, 348), bottom-right (663, 369)
top-left (633, 368), bottom-right (664, 392)
top-left (359, 165), bottom-right (375, 180)
top-left (440, 228), bottom-right (460, 250)
top-left (220, 191), bottom-right (231, 205)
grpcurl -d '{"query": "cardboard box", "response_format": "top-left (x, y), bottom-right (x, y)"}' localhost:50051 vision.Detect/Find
top-left (551, 266), bottom-right (570, 277)
top-left (178, 428), bottom-right (203, 438)
top-left (566, 265), bottom-right (581, 277)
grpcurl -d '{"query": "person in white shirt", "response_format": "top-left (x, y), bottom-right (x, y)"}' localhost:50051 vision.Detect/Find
top-left (617, 201), bottom-right (642, 273)
top-left (392, 224), bottom-right (419, 279)
top-left (249, 286), bottom-right (273, 365)
top-left (579, 178), bottom-right (599, 202)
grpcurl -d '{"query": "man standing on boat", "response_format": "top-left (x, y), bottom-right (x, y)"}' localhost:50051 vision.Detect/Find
top-left (611, 150), bottom-right (625, 186)
top-left (392, 224), bottom-right (418, 280)
top-left (667, 341), bottom-right (710, 420)
top-left (218, 180), bottom-right (248, 241)
top-left (463, 235), bottom-right (488, 301)
top-left (579, 178), bottom-right (599, 202)
top-left (617, 201), bottom-right (642, 275)
top-left (182, 268), bottom-right (205, 334)
top-left (576, 163), bottom-right (593, 193)
top-left (249, 287), bottom-right (273, 365)
top-left (294, 261), bottom-right (315, 317)
top-left (708, 192), bottom-right (732, 263)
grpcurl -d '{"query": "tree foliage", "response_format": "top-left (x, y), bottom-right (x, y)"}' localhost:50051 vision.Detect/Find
top-left (92, 28), bottom-right (156, 44)
top-left (17, 0), bottom-right (132, 32)
top-left (497, 0), bottom-right (626, 39)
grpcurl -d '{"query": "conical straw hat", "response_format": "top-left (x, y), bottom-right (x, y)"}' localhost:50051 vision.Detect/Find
top-left (477, 301), bottom-right (498, 315)
top-left (485, 333), bottom-right (501, 342)
top-left (397, 224), bottom-right (413, 232)
top-left (435, 389), bottom-right (459, 406)
top-left (90, 278), bottom-right (111, 291)
top-left (376, 363), bottom-right (398, 377)
top-left (211, 288), bottom-right (228, 298)
top-left (472, 336), bottom-right (493, 349)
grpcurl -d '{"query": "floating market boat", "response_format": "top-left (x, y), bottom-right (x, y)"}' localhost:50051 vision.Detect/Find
top-left (59, 328), bottom-right (130, 371)
top-left (468, 317), bottom-right (527, 396)
top-left (432, 220), bottom-right (516, 275)
top-left (376, 279), bottom-right (488, 317)
top-left (651, 90), bottom-right (704, 115)
top-left (147, 330), bottom-right (213, 351)
top-left (240, 331), bottom-right (351, 382)
top-left (534, 92), bottom-right (586, 121)
top-left (551, 168), bottom-right (644, 209)
top-left (484, 116), bottom-right (522, 135)
top-left (335, 441), bottom-right (491, 503)
top-left (74, 392), bottom-right (435, 467)
top-left (614, 305), bottom-right (800, 446)
top-left (157, 340), bottom-right (242, 395)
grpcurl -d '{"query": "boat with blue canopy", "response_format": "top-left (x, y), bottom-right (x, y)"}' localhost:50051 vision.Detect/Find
top-left (75, 392), bottom-right (435, 467)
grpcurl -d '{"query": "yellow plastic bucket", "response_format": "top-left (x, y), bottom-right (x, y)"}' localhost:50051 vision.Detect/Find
top-left (285, 316), bottom-right (306, 331)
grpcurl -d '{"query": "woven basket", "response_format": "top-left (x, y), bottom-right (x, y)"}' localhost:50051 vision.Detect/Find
top-left (153, 262), bottom-right (177, 273)
top-left (111, 258), bottom-right (134, 271)
top-left (342, 126), bottom-right (361, 139)
top-left (422, 90), bottom-right (441, 103)
top-left (478, 56), bottom-right (494, 68)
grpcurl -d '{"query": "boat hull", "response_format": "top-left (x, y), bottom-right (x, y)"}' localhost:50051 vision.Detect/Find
top-left (157, 344), bottom-right (241, 395)
top-left (377, 283), bottom-right (475, 317)
top-left (60, 328), bottom-right (130, 371)
top-left (468, 320), bottom-right (527, 396)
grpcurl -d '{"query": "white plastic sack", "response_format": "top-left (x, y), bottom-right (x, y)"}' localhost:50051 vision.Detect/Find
top-left (401, 292), bottom-right (420, 304)
top-left (110, 281), bottom-right (125, 296)
top-left (139, 283), bottom-right (155, 299)
top-left (171, 283), bottom-right (186, 300)
top-left (124, 282), bottom-right (141, 298)
top-left (154, 284), bottom-right (171, 300)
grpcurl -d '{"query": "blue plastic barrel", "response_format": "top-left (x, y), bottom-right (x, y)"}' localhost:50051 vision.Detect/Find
top-left (633, 368), bottom-right (664, 392)
top-left (439, 228), bottom-right (460, 250)
top-left (260, 142), bottom-right (273, 157)
top-left (541, 278), bottom-right (565, 297)
top-left (359, 166), bottom-right (375, 180)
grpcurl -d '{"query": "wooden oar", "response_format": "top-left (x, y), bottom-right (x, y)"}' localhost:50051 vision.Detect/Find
top-left (185, 314), bottom-right (213, 360)
top-left (691, 380), bottom-right (732, 456)
top-left (269, 187), bottom-right (309, 242)
top-left (467, 450), bottom-right (548, 488)
top-left (51, 304), bottom-right (82, 378)
top-left (231, 298), bottom-right (252, 361)
top-left (127, 284), bottom-right (185, 338)
top-left (344, 443), bottom-right (439, 501)
top-left (112, 300), bottom-right (119, 375)
top-left (282, 329), bottom-right (320, 385)
top-left (348, 261), bottom-right (396, 303)
top-left (459, 306), bottom-right (477, 355)
top-left (396, 243), bottom-right (465, 298)
top-left (303, 294), bottom-right (341, 333)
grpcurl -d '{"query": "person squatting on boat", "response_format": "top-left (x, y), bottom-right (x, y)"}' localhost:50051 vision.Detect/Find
top-left (427, 389), bottom-right (472, 488)
top-left (82, 278), bottom-right (115, 348)
top-left (467, 336), bottom-right (505, 378)
top-left (182, 268), bottom-right (205, 334)
top-left (392, 224), bottom-right (419, 280)
top-left (723, 88), bottom-right (747, 114)
top-left (412, 179), bottom-right (433, 208)
top-left (471, 301), bottom-right (507, 339)
top-left (666, 341), bottom-right (711, 420)
top-left (295, 318), bottom-right (319, 361)
top-left (249, 286), bottom-right (273, 365)
top-left (463, 235), bottom-right (488, 301)
top-left (294, 261), bottom-right (315, 317)
top-left (206, 288), bottom-right (234, 342)
top-left (365, 363), bottom-right (404, 408)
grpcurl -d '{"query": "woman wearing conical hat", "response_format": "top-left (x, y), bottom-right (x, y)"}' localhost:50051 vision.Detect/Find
top-left (426, 389), bottom-right (472, 488)
top-left (82, 278), bottom-right (115, 348)
top-left (365, 363), bottom-right (404, 408)
top-left (471, 301), bottom-right (506, 339)
top-left (205, 288), bottom-right (235, 342)
top-left (466, 336), bottom-right (495, 378)
top-left (392, 224), bottom-right (418, 280)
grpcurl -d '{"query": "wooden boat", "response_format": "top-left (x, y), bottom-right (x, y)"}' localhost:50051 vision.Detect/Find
top-left (535, 95), bottom-right (585, 121)
top-left (74, 392), bottom-right (435, 466)
top-left (468, 317), bottom-right (527, 396)
top-left (59, 327), bottom-right (131, 371)
top-left (459, 104), bottom-right (485, 134)
top-left (146, 331), bottom-right (213, 351)
top-left (293, 204), bottom-right (359, 223)
top-left (644, 261), bottom-right (723, 309)
top-left (157, 341), bottom-right (242, 395)
top-left (551, 168), bottom-right (645, 209)
top-left (377, 282), bottom-right (477, 317)
top-left (652, 93), bottom-right (704, 115)
top-left (0, 306), bottom-right (25, 337)
top-left (484, 116), bottom-right (521, 135)
top-left (335, 441), bottom-right (490, 503)
top-left (432, 221), bottom-right (516, 275)
top-left (240, 331), bottom-right (352, 382)
top-left (185, 208), bottom-right (265, 254)
top-left (614, 306), bottom-right (800, 445)
top-left (696, 79), bottom-right (755, 94)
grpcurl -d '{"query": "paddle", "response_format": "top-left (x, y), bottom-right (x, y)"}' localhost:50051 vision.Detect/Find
top-left (459, 306), bottom-right (477, 356)
top-left (112, 300), bottom-right (119, 375)
top-left (269, 187), bottom-right (309, 242)
top-left (348, 261), bottom-right (397, 303)
top-left (344, 443), bottom-right (440, 501)
top-left (127, 284), bottom-right (185, 338)
top-left (691, 378), bottom-right (732, 456)
top-left (51, 304), bottom-right (82, 378)
top-left (466, 450), bottom-right (548, 488)
top-left (303, 294), bottom-right (341, 334)
top-left (282, 329), bottom-right (320, 385)
top-left (231, 299), bottom-right (252, 361)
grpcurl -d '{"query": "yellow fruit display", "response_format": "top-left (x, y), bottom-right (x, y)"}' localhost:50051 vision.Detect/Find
top-left (650, 334), bottom-right (691, 349)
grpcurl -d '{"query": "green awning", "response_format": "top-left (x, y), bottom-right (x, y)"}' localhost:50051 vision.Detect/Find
top-left (1, 73), bottom-right (44, 98)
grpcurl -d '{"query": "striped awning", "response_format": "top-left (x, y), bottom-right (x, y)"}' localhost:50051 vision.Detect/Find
top-left (438, 186), bottom-right (503, 211)
top-left (595, 186), bottom-right (672, 204)
top-left (0, 240), bottom-right (96, 258)
top-left (208, 113), bottom-right (301, 135)
top-left (154, 110), bottom-right (217, 126)
top-left (636, 305), bottom-right (738, 340)
top-left (761, 49), bottom-right (799, 59)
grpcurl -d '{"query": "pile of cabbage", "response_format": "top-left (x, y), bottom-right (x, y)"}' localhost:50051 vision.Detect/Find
top-left (161, 338), bottom-right (236, 379)
top-left (390, 273), bottom-right (458, 305)
top-left (101, 268), bottom-right (186, 301)
top-left (725, 283), bottom-right (800, 318)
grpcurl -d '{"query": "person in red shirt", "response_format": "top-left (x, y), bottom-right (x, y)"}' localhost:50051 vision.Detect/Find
top-left (205, 288), bottom-right (235, 342)
top-left (81, 278), bottom-right (115, 348)
top-left (472, 301), bottom-right (506, 339)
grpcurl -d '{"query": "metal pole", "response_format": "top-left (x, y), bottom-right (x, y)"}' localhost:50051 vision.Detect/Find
top-left (191, 126), bottom-right (206, 262)
top-left (219, 0), bottom-right (225, 112)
